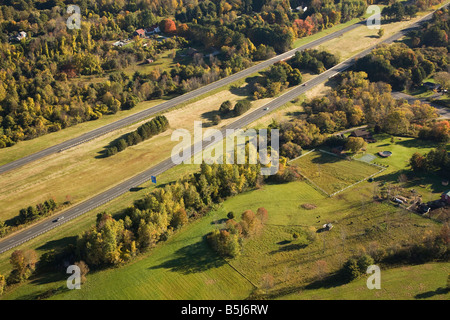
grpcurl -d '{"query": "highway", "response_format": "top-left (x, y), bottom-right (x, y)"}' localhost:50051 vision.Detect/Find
top-left (0, 19), bottom-right (369, 175)
top-left (0, 4), bottom-right (446, 254)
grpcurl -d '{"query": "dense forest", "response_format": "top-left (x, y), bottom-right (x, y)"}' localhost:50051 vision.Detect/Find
top-left (0, 0), bottom-right (370, 148)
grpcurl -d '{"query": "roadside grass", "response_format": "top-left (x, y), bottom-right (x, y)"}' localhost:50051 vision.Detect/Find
top-left (0, 75), bottom-right (271, 223)
top-left (314, 2), bottom-right (449, 61)
top-left (0, 163), bottom-right (199, 277)
top-left (281, 262), bottom-right (450, 300)
top-left (290, 150), bottom-right (381, 195)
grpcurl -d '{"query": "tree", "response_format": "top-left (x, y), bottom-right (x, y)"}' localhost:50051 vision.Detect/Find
top-left (345, 137), bottom-right (366, 153)
top-left (378, 28), bottom-right (384, 38)
top-left (0, 274), bottom-right (5, 296)
top-left (159, 19), bottom-right (177, 34)
top-left (74, 261), bottom-right (89, 284)
top-left (219, 100), bottom-right (232, 115)
top-left (227, 212), bottom-right (235, 220)
top-left (8, 249), bottom-right (38, 283)
top-left (342, 258), bottom-right (361, 281)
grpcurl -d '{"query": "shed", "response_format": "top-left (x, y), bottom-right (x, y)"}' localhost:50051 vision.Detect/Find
top-left (441, 191), bottom-right (450, 204)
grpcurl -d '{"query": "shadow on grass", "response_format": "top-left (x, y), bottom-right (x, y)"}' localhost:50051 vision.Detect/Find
top-left (15, 284), bottom-right (70, 300)
top-left (210, 218), bottom-right (228, 225)
top-left (269, 241), bottom-right (308, 255)
top-left (130, 187), bottom-right (146, 192)
top-left (36, 236), bottom-right (78, 252)
top-left (414, 287), bottom-right (450, 299)
top-left (149, 237), bottom-right (226, 274)
top-left (304, 272), bottom-right (348, 290)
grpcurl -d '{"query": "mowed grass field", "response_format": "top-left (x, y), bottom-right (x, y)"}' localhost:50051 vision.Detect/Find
top-left (282, 262), bottom-right (450, 300)
top-left (291, 150), bottom-right (382, 195)
top-left (1, 156), bottom-right (447, 299)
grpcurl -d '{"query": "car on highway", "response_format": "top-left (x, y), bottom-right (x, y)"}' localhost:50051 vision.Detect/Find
top-left (264, 107), bottom-right (269, 110)
top-left (53, 216), bottom-right (64, 222)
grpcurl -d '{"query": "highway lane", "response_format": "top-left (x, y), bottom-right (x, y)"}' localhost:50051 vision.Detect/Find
top-left (0, 5), bottom-right (446, 254)
top-left (0, 19), bottom-right (369, 175)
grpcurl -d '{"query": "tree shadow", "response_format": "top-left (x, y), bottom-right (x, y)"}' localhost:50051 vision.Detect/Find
top-left (414, 287), bottom-right (449, 299)
top-left (304, 272), bottom-right (348, 290)
top-left (36, 236), bottom-right (78, 252)
top-left (149, 237), bottom-right (226, 274)
top-left (210, 218), bottom-right (228, 225)
top-left (130, 187), bottom-right (145, 192)
top-left (269, 241), bottom-right (307, 255)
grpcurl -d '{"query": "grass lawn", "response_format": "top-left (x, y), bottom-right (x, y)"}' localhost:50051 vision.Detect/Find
top-left (290, 150), bottom-right (382, 195)
top-left (282, 262), bottom-right (450, 300)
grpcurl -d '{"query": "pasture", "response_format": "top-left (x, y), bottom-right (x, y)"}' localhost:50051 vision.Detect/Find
top-left (290, 150), bottom-right (382, 195)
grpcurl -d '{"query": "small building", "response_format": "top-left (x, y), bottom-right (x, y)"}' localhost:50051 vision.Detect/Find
top-left (9, 31), bottom-right (27, 42)
top-left (350, 129), bottom-right (375, 142)
top-left (145, 58), bottom-right (154, 64)
top-left (145, 25), bottom-right (161, 36)
top-left (133, 29), bottom-right (146, 38)
top-left (322, 223), bottom-right (333, 231)
top-left (423, 82), bottom-right (440, 91)
top-left (441, 190), bottom-right (450, 204)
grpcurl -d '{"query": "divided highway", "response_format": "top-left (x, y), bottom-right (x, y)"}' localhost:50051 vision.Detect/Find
top-left (0, 19), bottom-right (369, 175)
top-left (0, 5), bottom-right (447, 253)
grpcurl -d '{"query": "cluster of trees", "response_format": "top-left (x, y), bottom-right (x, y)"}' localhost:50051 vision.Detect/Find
top-left (273, 71), bottom-right (438, 159)
top-left (17, 198), bottom-right (58, 225)
top-left (290, 49), bottom-right (339, 74)
top-left (381, 2), bottom-right (419, 21)
top-left (252, 61), bottom-right (303, 99)
top-left (409, 148), bottom-right (450, 179)
top-left (409, 7), bottom-right (450, 49)
top-left (207, 207), bottom-right (268, 258)
top-left (355, 43), bottom-right (447, 91)
top-left (341, 254), bottom-right (374, 281)
top-left (418, 120), bottom-right (450, 142)
top-left (6, 249), bottom-right (38, 285)
top-left (0, 198), bottom-right (58, 239)
top-left (218, 99), bottom-right (252, 120)
top-left (76, 161), bottom-right (265, 266)
top-left (104, 115), bottom-right (169, 157)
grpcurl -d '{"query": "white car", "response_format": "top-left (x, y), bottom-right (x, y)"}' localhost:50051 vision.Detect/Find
top-left (264, 107), bottom-right (269, 111)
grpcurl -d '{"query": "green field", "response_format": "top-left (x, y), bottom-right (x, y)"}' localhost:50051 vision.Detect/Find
top-left (291, 150), bottom-right (382, 195)
top-left (283, 262), bottom-right (450, 300)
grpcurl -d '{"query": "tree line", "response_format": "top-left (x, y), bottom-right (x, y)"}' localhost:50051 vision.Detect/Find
top-left (104, 115), bottom-right (169, 157)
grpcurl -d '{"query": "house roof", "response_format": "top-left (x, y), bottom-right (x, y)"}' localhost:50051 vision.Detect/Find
top-left (351, 129), bottom-right (371, 137)
top-left (443, 190), bottom-right (450, 197)
top-left (135, 29), bottom-right (145, 35)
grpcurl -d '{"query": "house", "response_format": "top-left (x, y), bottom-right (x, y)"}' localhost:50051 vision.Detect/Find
top-left (423, 81), bottom-right (441, 91)
top-left (350, 128), bottom-right (375, 142)
top-left (145, 25), bottom-right (161, 36)
top-left (133, 29), bottom-right (146, 38)
top-left (441, 190), bottom-right (450, 204)
top-left (9, 31), bottom-right (26, 42)
top-left (145, 58), bottom-right (154, 64)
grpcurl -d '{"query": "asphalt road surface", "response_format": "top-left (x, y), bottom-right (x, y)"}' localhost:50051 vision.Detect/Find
top-left (0, 5), bottom-right (446, 253)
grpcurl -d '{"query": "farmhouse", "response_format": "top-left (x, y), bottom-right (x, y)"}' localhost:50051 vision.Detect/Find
top-left (441, 191), bottom-right (450, 204)
top-left (349, 129), bottom-right (375, 142)
top-left (133, 29), bottom-right (146, 38)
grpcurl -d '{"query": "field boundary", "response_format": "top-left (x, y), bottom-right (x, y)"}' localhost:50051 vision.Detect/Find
top-left (289, 149), bottom-right (386, 197)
